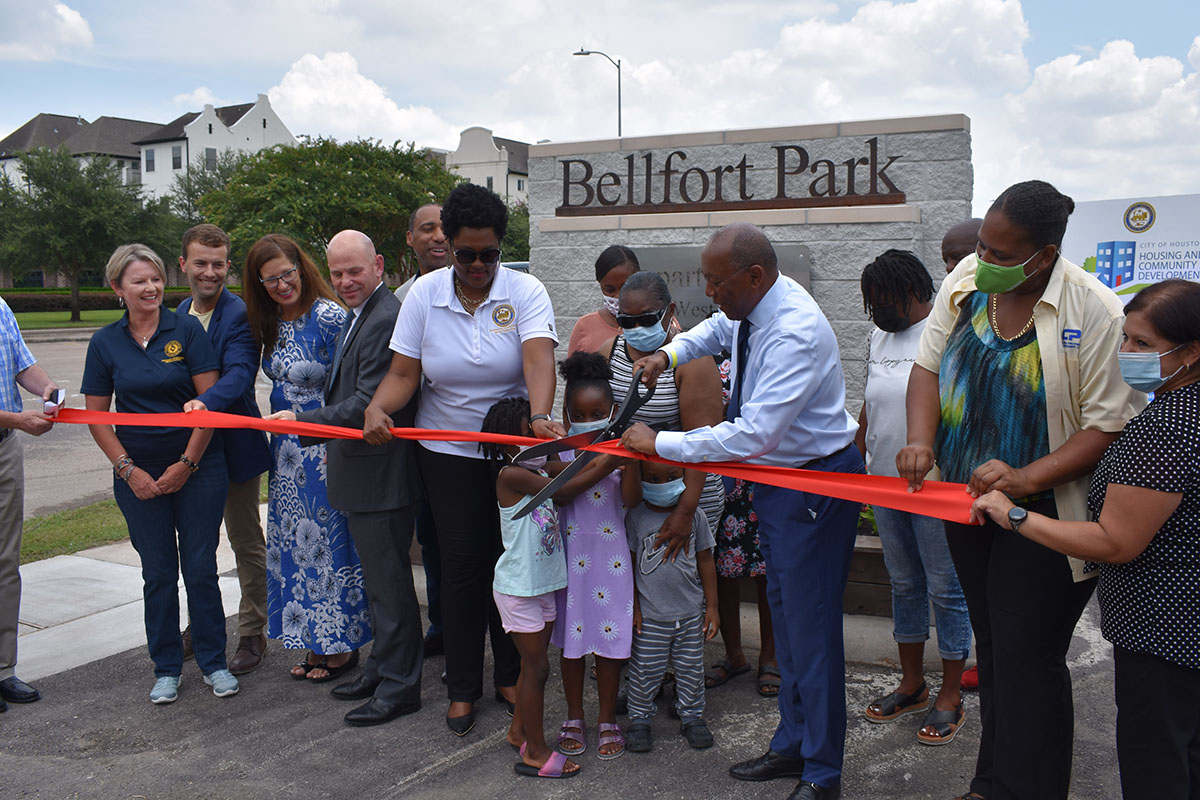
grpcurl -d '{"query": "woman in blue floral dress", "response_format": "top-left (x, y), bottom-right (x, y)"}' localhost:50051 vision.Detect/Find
top-left (243, 234), bottom-right (370, 682)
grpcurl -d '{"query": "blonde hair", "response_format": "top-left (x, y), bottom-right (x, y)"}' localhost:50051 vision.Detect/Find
top-left (105, 243), bottom-right (167, 286)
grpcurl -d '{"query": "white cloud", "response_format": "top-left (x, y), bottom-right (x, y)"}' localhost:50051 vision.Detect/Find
top-left (0, 1), bottom-right (93, 61)
top-left (268, 52), bottom-right (460, 148)
top-left (173, 87), bottom-right (226, 109)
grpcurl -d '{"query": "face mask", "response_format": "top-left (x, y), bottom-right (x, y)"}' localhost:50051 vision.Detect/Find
top-left (623, 320), bottom-right (669, 352)
top-left (974, 248), bottom-right (1045, 294)
top-left (514, 454), bottom-right (547, 470)
top-left (602, 294), bottom-right (621, 317)
top-left (567, 414), bottom-right (612, 437)
top-left (641, 477), bottom-right (686, 508)
top-left (871, 304), bottom-right (910, 333)
top-left (1118, 344), bottom-right (1186, 393)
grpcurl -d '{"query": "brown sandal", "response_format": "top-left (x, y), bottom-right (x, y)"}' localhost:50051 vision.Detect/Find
top-left (917, 702), bottom-right (966, 745)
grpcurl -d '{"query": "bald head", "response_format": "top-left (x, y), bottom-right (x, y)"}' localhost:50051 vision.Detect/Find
top-left (941, 218), bottom-right (982, 273)
top-left (327, 229), bottom-right (384, 308)
top-left (701, 223), bottom-right (777, 320)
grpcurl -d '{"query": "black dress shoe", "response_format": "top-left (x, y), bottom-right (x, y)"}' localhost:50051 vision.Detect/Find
top-left (0, 697), bottom-right (7, 713)
top-left (344, 697), bottom-right (421, 727)
top-left (422, 632), bottom-right (444, 658)
top-left (0, 676), bottom-right (41, 704)
top-left (330, 673), bottom-right (382, 701)
top-left (730, 749), bottom-right (807, 782)
top-left (787, 780), bottom-right (840, 800)
top-left (446, 709), bottom-right (476, 736)
top-left (494, 688), bottom-right (514, 717)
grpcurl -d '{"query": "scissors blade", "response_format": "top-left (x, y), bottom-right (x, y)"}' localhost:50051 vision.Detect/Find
top-left (512, 428), bottom-right (607, 464)
top-left (512, 450), bottom-right (600, 519)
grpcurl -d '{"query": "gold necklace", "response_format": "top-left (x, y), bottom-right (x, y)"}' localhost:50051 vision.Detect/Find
top-left (988, 294), bottom-right (1035, 342)
top-left (454, 275), bottom-right (489, 315)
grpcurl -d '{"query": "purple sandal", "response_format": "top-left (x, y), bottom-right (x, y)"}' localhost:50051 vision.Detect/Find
top-left (556, 719), bottom-right (587, 755)
top-left (598, 722), bottom-right (626, 760)
top-left (514, 750), bottom-right (580, 779)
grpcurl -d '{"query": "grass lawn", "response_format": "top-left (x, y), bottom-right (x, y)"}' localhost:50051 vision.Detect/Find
top-left (14, 309), bottom-right (125, 329)
top-left (20, 499), bottom-right (130, 564)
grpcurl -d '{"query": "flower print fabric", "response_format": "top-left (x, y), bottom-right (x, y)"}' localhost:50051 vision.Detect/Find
top-left (263, 298), bottom-right (370, 654)
top-left (715, 356), bottom-right (766, 579)
top-left (551, 464), bottom-right (633, 659)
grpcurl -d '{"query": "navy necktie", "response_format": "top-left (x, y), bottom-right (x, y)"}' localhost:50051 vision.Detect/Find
top-left (728, 319), bottom-right (751, 422)
top-left (326, 314), bottom-right (355, 390)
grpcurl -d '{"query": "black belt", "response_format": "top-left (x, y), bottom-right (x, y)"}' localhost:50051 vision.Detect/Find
top-left (800, 442), bottom-right (855, 470)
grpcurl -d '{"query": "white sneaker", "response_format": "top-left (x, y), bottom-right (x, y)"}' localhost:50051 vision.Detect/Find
top-left (150, 675), bottom-right (181, 704)
top-left (203, 669), bottom-right (240, 698)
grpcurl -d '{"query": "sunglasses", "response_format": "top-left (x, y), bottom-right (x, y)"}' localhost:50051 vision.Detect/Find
top-left (259, 265), bottom-right (299, 287)
top-left (615, 308), bottom-right (667, 329)
top-left (453, 248), bottom-right (502, 266)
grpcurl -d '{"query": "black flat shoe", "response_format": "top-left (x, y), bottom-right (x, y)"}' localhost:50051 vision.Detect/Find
top-left (307, 650), bottom-right (360, 684)
top-left (494, 688), bottom-right (515, 717)
top-left (344, 697), bottom-right (421, 727)
top-left (331, 673), bottom-right (382, 701)
top-left (446, 709), bottom-right (476, 737)
top-left (0, 676), bottom-right (41, 704)
top-left (730, 749), bottom-right (807, 782)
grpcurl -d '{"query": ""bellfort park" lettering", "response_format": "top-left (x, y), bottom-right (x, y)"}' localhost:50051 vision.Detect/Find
top-left (556, 137), bottom-right (904, 216)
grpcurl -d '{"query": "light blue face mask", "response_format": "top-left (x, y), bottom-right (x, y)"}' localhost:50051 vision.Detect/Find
top-left (567, 413), bottom-right (612, 437)
top-left (623, 320), bottom-right (669, 352)
top-left (1118, 343), bottom-right (1186, 393)
top-left (641, 477), bottom-right (686, 508)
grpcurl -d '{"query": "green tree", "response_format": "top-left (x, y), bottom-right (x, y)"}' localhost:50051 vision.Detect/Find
top-left (0, 147), bottom-right (174, 320)
top-left (502, 202), bottom-right (530, 262)
top-left (167, 148), bottom-right (246, 225)
top-left (199, 137), bottom-right (461, 275)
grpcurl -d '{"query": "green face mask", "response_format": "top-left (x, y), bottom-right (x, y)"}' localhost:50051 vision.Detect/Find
top-left (974, 247), bottom-right (1045, 294)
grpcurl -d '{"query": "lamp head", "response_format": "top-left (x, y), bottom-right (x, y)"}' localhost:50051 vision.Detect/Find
top-left (574, 48), bottom-right (590, 56)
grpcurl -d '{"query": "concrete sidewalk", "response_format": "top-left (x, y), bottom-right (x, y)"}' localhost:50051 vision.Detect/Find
top-left (6, 514), bottom-right (1123, 799)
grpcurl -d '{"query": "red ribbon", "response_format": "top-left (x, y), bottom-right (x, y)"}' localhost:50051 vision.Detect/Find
top-left (57, 408), bottom-right (978, 524)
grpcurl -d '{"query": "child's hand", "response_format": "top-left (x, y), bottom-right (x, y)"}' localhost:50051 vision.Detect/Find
top-left (633, 606), bottom-right (642, 635)
top-left (703, 607), bottom-right (719, 641)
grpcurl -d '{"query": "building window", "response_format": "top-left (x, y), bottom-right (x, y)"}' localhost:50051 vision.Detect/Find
top-left (262, 118), bottom-right (267, 129)
top-left (517, 179), bottom-right (525, 191)
top-left (486, 176), bottom-right (494, 190)
top-left (172, 145), bottom-right (182, 170)
top-left (205, 148), bottom-right (217, 171)
top-left (145, 149), bottom-right (155, 172)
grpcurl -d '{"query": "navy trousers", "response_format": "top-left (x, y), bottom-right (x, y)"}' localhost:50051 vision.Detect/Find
top-left (751, 444), bottom-right (863, 788)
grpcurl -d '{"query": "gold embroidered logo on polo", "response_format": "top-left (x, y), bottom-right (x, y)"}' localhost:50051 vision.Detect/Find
top-left (162, 340), bottom-right (184, 363)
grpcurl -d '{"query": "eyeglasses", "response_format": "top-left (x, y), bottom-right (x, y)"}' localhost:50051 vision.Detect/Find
top-left (615, 308), bottom-right (667, 329)
top-left (702, 264), bottom-right (752, 290)
top-left (453, 248), bottom-right (502, 267)
top-left (259, 266), bottom-right (299, 287)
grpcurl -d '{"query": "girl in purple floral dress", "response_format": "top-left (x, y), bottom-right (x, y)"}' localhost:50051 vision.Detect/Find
top-left (551, 353), bottom-right (638, 759)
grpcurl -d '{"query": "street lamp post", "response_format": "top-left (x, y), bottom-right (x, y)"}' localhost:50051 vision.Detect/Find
top-left (573, 47), bottom-right (621, 137)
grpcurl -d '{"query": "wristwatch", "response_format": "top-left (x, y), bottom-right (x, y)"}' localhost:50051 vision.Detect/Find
top-left (529, 414), bottom-right (552, 425)
top-left (1007, 506), bottom-right (1028, 534)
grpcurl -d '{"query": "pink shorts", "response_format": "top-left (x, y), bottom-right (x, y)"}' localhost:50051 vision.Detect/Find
top-left (493, 590), bottom-right (557, 633)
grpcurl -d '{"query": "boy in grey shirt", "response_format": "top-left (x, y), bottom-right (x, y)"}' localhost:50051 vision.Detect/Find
top-left (624, 459), bottom-right (719, 753)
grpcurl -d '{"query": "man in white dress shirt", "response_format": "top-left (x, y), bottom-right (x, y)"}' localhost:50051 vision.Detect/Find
top-left (622, 223), bottom-right (862, 800)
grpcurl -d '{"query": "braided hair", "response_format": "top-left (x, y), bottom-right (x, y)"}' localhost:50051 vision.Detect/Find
top-left (560, 351), bottom-right (614, 409)
top-left (988, 180), bottom-right (1075, 249)
top-left (479, 397), bottom-right (530, 463)
top-left (860, 249), bottom-right (934, 313)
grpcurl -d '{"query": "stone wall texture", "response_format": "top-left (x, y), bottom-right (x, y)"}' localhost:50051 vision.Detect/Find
top-left (527, 115), bottom-right (972, 414)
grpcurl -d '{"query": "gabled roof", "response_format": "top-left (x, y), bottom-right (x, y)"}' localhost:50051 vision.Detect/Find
top-left (0, 113), bottom-right (88, 158)
top-left (66, 116), bottom-right (164, 159)
top-left (134, 102), bottom-right (255, 145)
top-left (493, 136), bottom-right (529, 175)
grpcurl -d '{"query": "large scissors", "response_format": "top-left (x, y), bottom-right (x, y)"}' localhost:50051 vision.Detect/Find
top-left (511, 367), bottom-right (656, 519)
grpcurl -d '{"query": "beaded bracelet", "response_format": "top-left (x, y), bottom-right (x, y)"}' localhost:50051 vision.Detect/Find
top-left (179, 454), bottom-right (200, 473)
top-left (113, 455), bottom-right (134, 480)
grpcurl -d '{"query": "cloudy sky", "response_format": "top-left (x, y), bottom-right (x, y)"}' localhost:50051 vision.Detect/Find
top-left (2, 0), bottom-right (1198, 213)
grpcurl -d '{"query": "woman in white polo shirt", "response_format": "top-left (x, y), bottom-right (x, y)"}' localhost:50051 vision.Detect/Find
top-left (364, 184), bottom-right (563, 736)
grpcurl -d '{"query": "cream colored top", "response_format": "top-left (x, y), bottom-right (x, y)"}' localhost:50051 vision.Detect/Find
top-left (917, 253), bottom-right (1144, 580)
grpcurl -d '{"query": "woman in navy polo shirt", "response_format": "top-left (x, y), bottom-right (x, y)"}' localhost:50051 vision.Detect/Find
top-left (82, 243), bottom-right (237, 705)
top-left (364, 183), bottom-right (563, 736)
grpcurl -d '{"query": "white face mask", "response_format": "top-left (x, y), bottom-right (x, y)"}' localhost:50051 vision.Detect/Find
top-left (567, 413), bottom-right (612, 437)
top-left (602, 294), bottom-right (621, 317)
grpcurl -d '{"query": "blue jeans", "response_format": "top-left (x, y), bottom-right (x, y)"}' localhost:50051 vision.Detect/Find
top-left (114, 457), bottom-right (229, 677)
top-left (872, 505), bottom-right (971, 661)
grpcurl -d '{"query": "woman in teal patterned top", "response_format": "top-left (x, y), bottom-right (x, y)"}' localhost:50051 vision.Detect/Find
top-left (898, 181), bottom-right (1140, 800)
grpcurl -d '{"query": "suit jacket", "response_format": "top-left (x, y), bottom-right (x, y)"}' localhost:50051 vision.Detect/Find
top-left (297, 283), bottom-right (420, 513)
top-left (179, 289), bottom-right (271, 483)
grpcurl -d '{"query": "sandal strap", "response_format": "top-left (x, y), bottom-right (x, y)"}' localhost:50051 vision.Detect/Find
top-left (598, 722), bottom-right (625, 744)
top-left (557, 719), bottom-right (587, 746)
top-left (921, 704), bottom-right (965, 735)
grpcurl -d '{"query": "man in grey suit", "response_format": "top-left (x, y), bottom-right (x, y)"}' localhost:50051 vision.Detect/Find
top-left (270, 230), bottom-right (423, 726)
